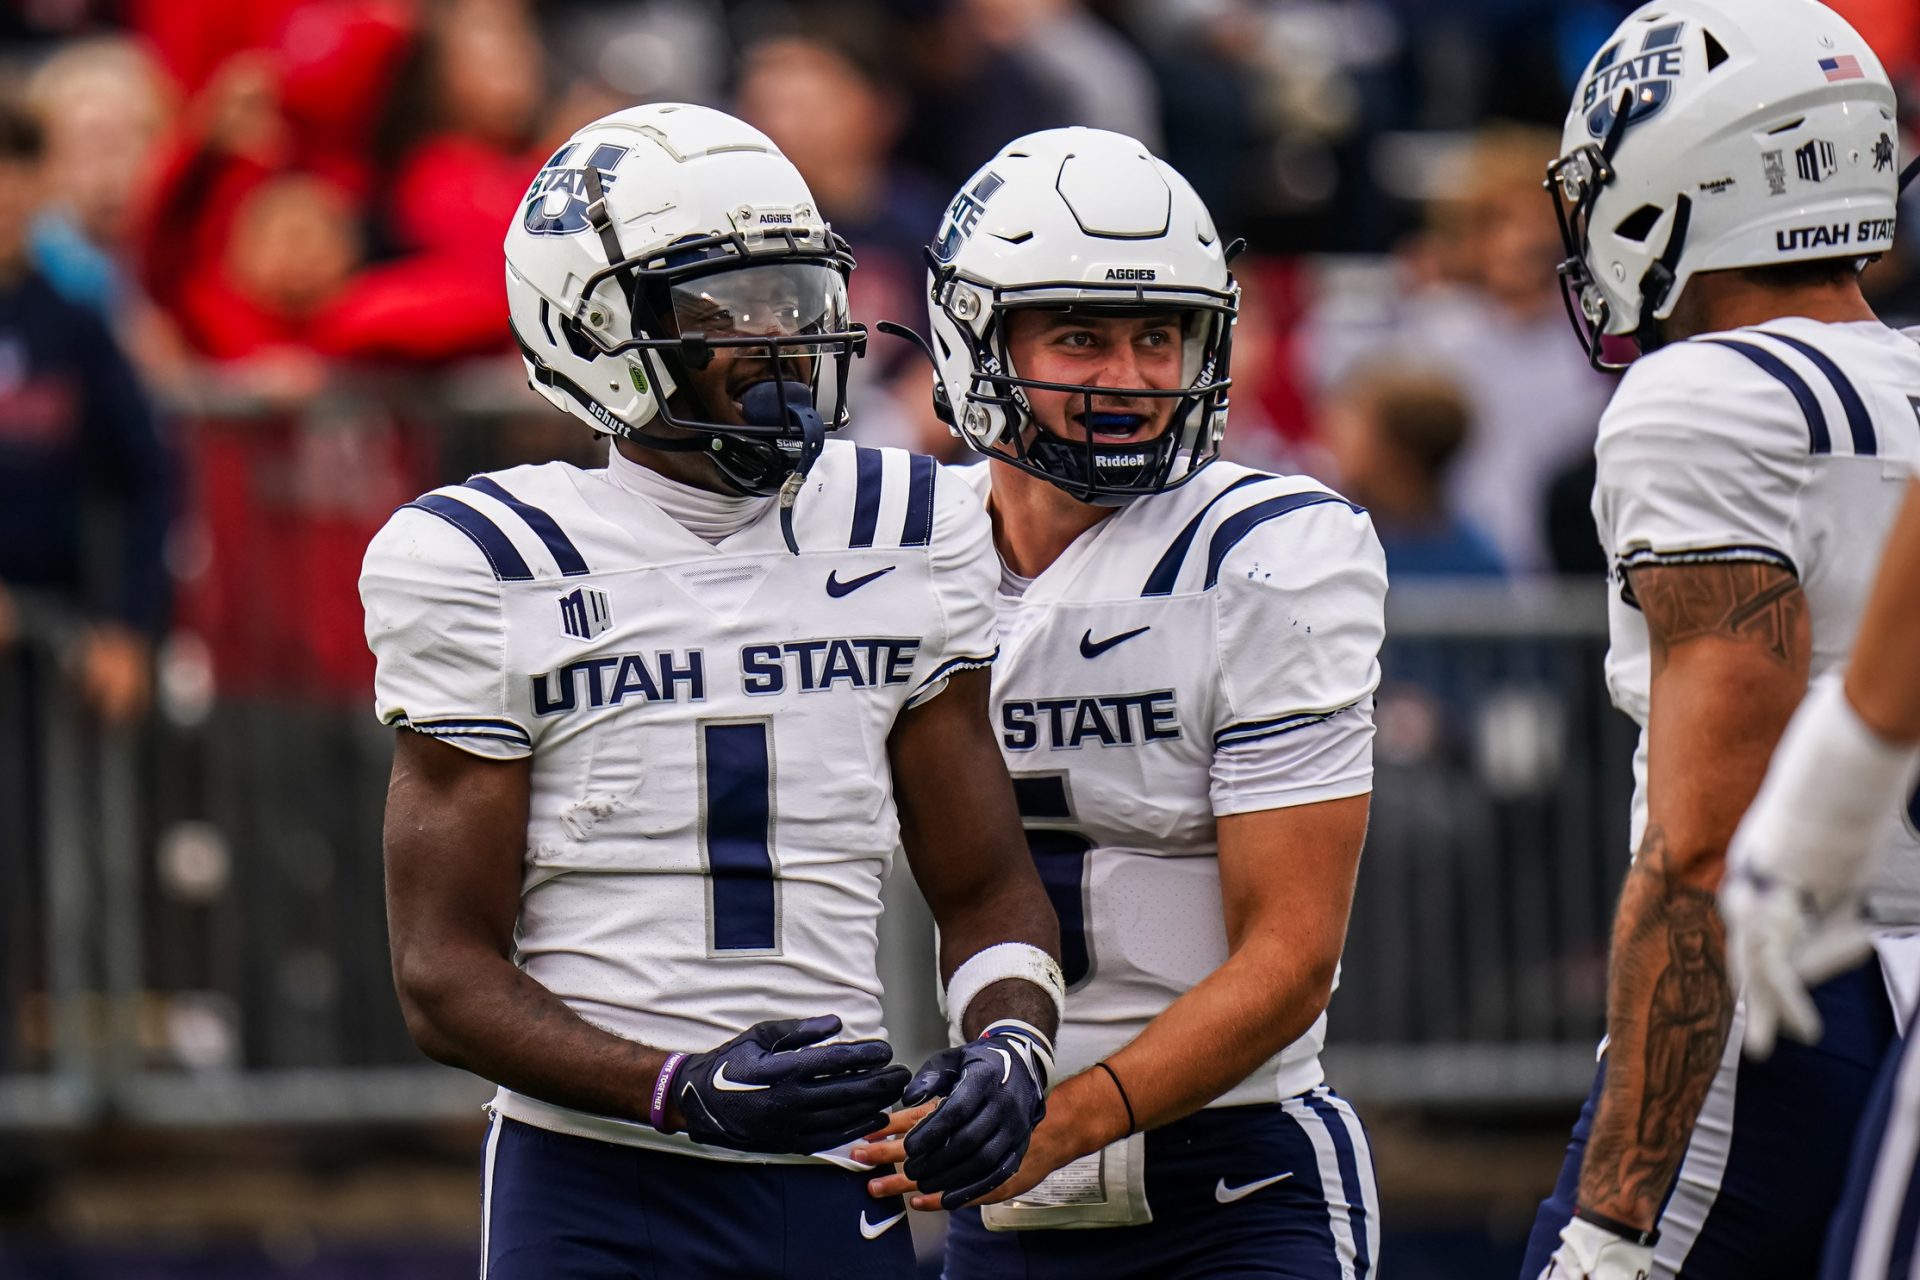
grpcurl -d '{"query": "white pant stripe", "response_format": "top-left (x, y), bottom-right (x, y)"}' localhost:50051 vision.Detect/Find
top-left (1321, 1091), bottom-right (1383, 1273)
top-left (480, 1109), bottom-right (504, 1280)
top-left (1651, 1000), bottom-right (1746, 1279)
top-left (1283, 1093), bottom-right (1359, 1280)
top-left (1855, 1027), bottom-right (1920, 1280)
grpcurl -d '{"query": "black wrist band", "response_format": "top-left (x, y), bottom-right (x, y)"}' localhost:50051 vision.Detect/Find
top-left (1093, 1060), bottom-right (1136, 1135)
top-left (1574, 1204), bottom-right (1660, 1247)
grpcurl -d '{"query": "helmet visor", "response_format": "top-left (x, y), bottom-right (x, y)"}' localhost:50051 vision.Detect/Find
top-left (668, 262), bottom-right (850, 348)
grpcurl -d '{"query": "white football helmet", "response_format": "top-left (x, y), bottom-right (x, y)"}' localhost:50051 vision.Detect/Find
top-left (504, 103), bottom-right (866, 496)
top-left (920, 127), bottom-right (1237, 502)
top-left (1549, 0), bottom-right (1901, 370)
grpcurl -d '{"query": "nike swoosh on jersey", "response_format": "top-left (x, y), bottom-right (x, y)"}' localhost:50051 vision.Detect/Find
top-left (860, 1209), bottom-right (907, 1240)
top-left (710, 1063), bottom-right (771, 1092)
top-left (1214, 1173), bottom-right (1294, 1203)
top-left (1079, 625), bottom-right (1151, 658)
top-left (826, 566), bottom-right (896, 597)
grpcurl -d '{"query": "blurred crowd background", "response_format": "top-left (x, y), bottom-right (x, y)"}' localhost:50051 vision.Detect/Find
top-left (0, 0), bottom-right (1915, 1276)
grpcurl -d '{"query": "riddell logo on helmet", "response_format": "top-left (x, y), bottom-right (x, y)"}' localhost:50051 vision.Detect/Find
top-left (1105, 268), bottom-right (1157, 281)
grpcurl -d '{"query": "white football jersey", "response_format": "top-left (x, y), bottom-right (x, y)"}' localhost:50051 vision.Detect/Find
top-left (1594, 318), bottom-right (1920, 920)
top-left (958, 460), bottom-right (1388, 1106)
top-left (360, 440), bottom-right (997, 1160)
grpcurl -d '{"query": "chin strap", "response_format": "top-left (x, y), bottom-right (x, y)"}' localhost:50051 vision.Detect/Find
top-left (1634, 193), bottom-right (1693, 357)
top-left (739, 380), bottom-right (827, 554)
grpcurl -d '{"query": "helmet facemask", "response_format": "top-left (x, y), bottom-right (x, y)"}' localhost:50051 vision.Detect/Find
top-left (526, 165), bottom-right (867, 546)
top-left (1545, 89), bottom-right (1694, 373)
top-left (939, 273), bottom-right (1236, 505)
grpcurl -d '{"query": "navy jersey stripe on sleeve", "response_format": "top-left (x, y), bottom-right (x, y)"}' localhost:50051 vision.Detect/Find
top-left (901, 453), bottom-right (937, 547)
top-left (462, 476), bottom-right (591, 576)
top-left (1203, 492), bottom-right (1360, 590)
top-left (1756, 330), bottom-right (1876, 456)
top-left (406, 495), bottom-right (535, 581)
top-left (1140, 473), bottom-right (1274, 597)
top-left (1699, 338), bottom-right (1832, 454)
top-left (850, 447), bottom-right (884, 549)
top-left (1214, 707), bottom-right (1346, 749)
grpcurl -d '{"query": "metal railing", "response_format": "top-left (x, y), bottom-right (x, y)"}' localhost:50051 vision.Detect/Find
top-left (0, 384), bottom-right (1636, 1126)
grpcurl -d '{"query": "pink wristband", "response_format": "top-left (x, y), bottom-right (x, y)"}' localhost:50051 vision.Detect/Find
top-left (650, 1052), bottom-right (688, 1132)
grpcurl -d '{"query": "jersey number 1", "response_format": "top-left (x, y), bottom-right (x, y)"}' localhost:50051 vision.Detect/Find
top-left (1013, 774), bottom-right (1094, 989)
top-left (702, 720), bottom-right (778, 953)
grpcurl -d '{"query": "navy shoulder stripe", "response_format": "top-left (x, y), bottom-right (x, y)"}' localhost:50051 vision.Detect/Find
top-left (901, 453), bottom-right (937, 547)
top-left (1699, 338), bottom-right (1832, 454)
top-left (1756, 330), bottom-right (1876, 456)
top-left (1203, 491), bottom-right (1360, 590)
top-left (461, 476), bottom-right (590, 575)
top-left (405, 494), bottom-right (534, 581)
top-left (1140, 474), bottom-right (1274, 597)
top-left (849, 447), bottom-right (884, 549)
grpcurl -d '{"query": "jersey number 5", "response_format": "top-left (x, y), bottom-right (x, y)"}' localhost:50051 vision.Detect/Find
top-left (701, 720), bottom-right (778, 953)
top-left (1012, 774), bottom-right (1094, 989)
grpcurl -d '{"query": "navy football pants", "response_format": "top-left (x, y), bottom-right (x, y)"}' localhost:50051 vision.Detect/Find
top-left (481, 1116), bottom-right (915, 1279)
top-left (1521, 960), bottom-right (1894, 1279)
top-left (943, 1089), bottom-right (1379, 1279)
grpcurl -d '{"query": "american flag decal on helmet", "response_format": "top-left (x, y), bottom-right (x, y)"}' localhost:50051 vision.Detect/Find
top-left (1819, 55), bottom-right (1864, 82)
top-left (559, 586), bottom-right (612, 640)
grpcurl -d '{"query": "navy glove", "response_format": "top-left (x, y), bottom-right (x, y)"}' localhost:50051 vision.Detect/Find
top-left (902, 1019), bottom-right (1053, 1208)
top-left (670, 1015), bottom-right (910, 1155)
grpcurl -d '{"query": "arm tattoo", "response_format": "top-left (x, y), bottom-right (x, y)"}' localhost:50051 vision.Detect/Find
top-left (1580, 823), bottom-right (1733, 1216)
top-left (1631, 561), bottom-right (1805, 672)
top-left (1578, 561), bottom-right (1805, 1226)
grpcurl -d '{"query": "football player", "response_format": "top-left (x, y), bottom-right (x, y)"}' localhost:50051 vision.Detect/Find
top-left (359, 104), bottom-right (1063, 1279)
top-left (1522, 3), bottom-right (1920, 1278)
top-left (855, 127), bottom-right (1388, 1278)
top-left (1720, 477), bottom-right (1920, 1280)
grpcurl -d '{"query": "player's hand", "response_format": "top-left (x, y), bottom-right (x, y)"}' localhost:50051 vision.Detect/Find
top-left (1718, 866), bottom-right (1873, 1057)
top-left (1718, 677), bottom-right (1903, 1057)
top-left (670, 1015), bottom-right (909, 1155)
top-left (1538, 1216), bottom-right (1654, 1280)
top-left (893, 1021), bottom-right (1052, 1209)
top-left (857, 1102), bottom-right (1072, 1210)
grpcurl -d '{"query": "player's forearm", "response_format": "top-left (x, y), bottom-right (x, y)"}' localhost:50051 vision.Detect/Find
top-left (1846, 478), bottom-right (1920, 744)
top-left (937, 884), bottom-right (1064, 1041)
top-left (394, 942), bottom-right (679, 1127)
top-left (1099, 935), bottom-right (1337, 1136)
top-left (1579, 825), bottom-right (1733, 1228)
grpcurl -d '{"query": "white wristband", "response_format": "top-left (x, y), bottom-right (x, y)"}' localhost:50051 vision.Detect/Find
top-left (1736, 675), bottom-right (1920, 906)
top-left (942, 942), bottom-right (1066, 1045)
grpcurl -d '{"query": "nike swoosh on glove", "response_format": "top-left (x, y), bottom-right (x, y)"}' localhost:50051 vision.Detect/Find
top-left (1539, 1217), bottom-right (1653, 1280)
top-left (902, 1019), bottom-right (1053, 1209)
top-left (672, 1015), bottom-right (909, 1154)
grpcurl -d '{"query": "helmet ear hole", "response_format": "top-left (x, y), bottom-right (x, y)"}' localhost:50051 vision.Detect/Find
top-left (560, 316), bottom-right (601, 361)
top-left (1702, 29), bottom-right (1729, 72)
top-left (1614, 204), bottom-right (1664, 244)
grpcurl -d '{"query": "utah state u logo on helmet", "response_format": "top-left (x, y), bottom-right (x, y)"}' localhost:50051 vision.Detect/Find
top-left (933, 170), bottom-right (1005, 263)
top-left (1582, 23), bottom-right (1685, 138)
top-left (523, 142), bottom-right (631, 236)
